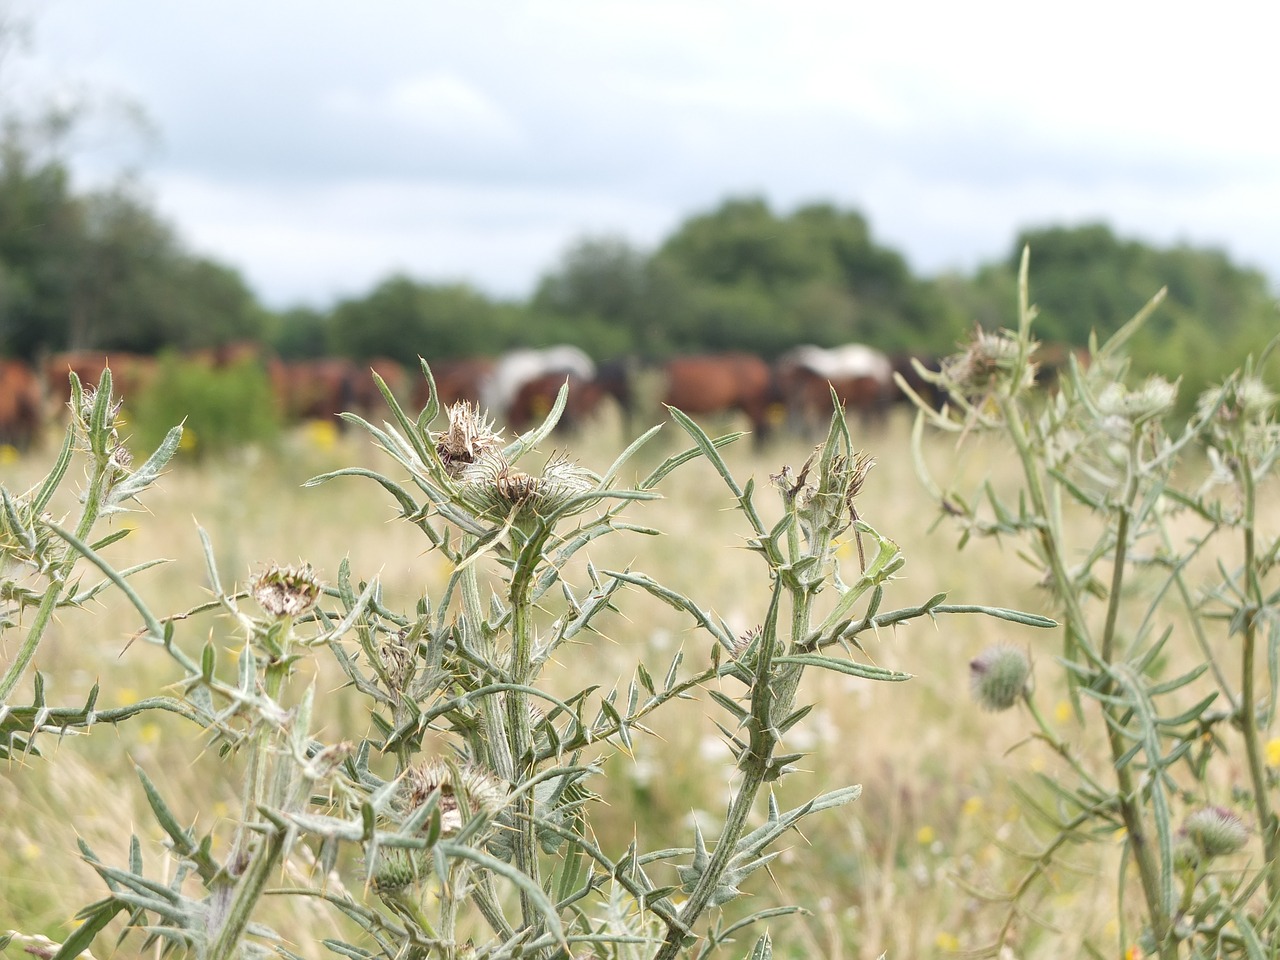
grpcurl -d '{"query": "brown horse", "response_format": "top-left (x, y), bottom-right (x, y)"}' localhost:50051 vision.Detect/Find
top-left (890, 353), bottom-right (946, 411)
top-left (44, 351), bottom-right (158, 411)
top-left (413, 357), bottom-right (497, 415)
top-left (0, 359), bottom-right (43, 450)
top-left (506, 371), bottom-right (608, 434)
top-left (348, 357), bottom-right (409, 420)
top-left (660, 353), bottom-right (780, 443)
top-left (268, 357), bottom-right (361, 424)
top-left (774, 344), bottom-right (895, 436)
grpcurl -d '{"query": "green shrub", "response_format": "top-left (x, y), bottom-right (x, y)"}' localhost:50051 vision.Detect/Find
top-left (128, 353), bottom-right (279, 460)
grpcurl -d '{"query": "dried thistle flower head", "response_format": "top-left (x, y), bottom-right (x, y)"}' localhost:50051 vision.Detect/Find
top-left (398, 760), bottom-right (508, 837)
top-left (734, 625), bottom-right (762, 659)
top-left (772, 447), bottom-right (875, 557)
top-left (108, 443), bottom-right (133, 476)
top-left (434, 401), bottom-right (504, 476)
top-left (460, 452), bottom-right (596, 523)
top-left (75, 385), bottom-right (124, 428)
top-left (1198, 375), bottom-right (1277, 427)
top-left (969, 645), bottom-right (1032, 712)
top-left (380, 628), bottom-right (417, 691)
top-left (840, 450), bottom-right (876, 511)
top-left (942, 328), bottom-right (1036, 399)
top-left (251, 563), bottom-right (323, 618)
top-left (1182, 806), bottom-right (1248, 860)
top-left (1096, 377), bottom-right (1178, 425)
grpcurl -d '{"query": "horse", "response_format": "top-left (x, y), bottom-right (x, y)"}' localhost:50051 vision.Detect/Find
top-left (482, 346), bottom-right (596, 423)
top-left (43, 351), bottom-right (158, 411)
top-left (506, 371), bottom-right (609, 434)
top-left (774, 343), bottom-right (895, 436)
top-left (660, 353), bottom-right (780, 444)
top-left (412, 357), bottom-right (497, 414)
top-left (0, 358), bottom-right (44, 451)
top-left (348, 357), bottom-right (409, 420)
top-left (268, 357), bottom-right (361, 425)
top-left (594, 356), bottom-right (636, 430)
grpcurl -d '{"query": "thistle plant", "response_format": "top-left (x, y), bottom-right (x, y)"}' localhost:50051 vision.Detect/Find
top-left (3, 364), bottom-right (1052, 959)
top-left (901, 247), bottom-right (1280, 958)
top-left (0, 369), bottom-right (186, 751)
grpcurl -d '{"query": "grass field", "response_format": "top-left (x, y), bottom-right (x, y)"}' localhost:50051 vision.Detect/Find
top-left (2, 400), bottom-right (1269, 959)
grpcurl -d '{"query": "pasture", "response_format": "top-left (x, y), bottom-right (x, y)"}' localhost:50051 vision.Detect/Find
top-left (0, 359), bottom-right (1274, 959)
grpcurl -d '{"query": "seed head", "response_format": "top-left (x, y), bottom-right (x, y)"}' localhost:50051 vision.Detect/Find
top-left (460, 452), bottom-right (595, 523)
top-left (969, 645), bottom-right (1032, 712)
top-left (397, 760), bottom-right (508, 837)
top-left (1199, 375), bottom-right (1277, 427)
top-left (434, 401), bottom-right (504, 476)
top-left (75, 386), bottom-right (124, 429)
top-left (380, 628), bottom-right (417, 691)
top-left (250, 563), bottom-right (323, 619)
top-left (1096, 377), bottom-right (1177, 425)
top-left (108, 443), bottom-right (133, 476)
top-left (1182, 806), bottom-right (1248, 860)
top-left (942, 328), bottom-right (1035, 399)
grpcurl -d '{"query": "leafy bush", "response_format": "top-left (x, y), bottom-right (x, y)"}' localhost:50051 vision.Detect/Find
top-left (128, 353), bottom-right (279, 460)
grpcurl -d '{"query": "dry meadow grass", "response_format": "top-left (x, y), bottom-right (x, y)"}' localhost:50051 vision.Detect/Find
top-left (3, 405), bottom-right (1262, 959)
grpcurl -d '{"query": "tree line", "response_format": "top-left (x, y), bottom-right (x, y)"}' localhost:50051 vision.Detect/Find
top-left (2, 120), bottom-right (1277, 404)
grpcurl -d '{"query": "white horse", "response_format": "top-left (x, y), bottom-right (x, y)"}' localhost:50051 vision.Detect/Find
top-left (775, 343), bottom-right (894, 434)
top-left (481, 345), bottom-right (596, 423)
top-left (777, 343), bottom-right (892, 383)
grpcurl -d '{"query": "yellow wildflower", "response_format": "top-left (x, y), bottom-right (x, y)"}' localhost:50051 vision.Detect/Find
top-left (1265, 737), bottom-right (1280, 767)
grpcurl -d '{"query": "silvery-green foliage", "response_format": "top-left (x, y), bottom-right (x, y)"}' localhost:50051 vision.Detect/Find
top-left (0, 370), bottom-right (185, 753)
top-left (904, 247), bottom-right (1280, 959)
top-left (9, 362), bottom-right (1052, 960)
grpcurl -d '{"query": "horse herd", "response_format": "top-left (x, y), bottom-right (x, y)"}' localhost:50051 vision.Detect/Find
top-left (415, 345), bottom-right (944, 442)
top-left (0, 342), bottom-right (951, 453)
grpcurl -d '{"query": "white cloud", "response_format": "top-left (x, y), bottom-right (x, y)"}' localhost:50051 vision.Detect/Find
top-left (325, 73), bottom-right (524, 148)
top-left (154, 174), bottom-right (679, 306)
top-left (11, 0), bottom-right (1280, 304)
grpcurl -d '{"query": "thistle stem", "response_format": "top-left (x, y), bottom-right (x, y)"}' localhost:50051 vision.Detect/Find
top-left (1236, 465), bottom-right (1279, 905)
top-left (0, 433), bottom-right (111, 700)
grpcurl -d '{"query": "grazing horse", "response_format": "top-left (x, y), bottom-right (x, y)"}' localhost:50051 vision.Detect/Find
top-left (0, 358), bottom-right (43, 451)
top-left (268, 357), bottom-right (360, 425)
top-left (1033, 342), bottom-right (1090, 392)
top-left (483, 346), bottom-right (596, 424)
top-left (775, 343), bottom-right (895, 435)
top-left (890, 352), bottom-right (946, 411)
top-left (43, 351), bottom-right (158, 411)
top-left (413, 357), bottom-right (497, 414)
top-left (348, 357), bottom-right (409, 420)
top-left (506, 371), bottom-right (608, 433)
top-left (594, 357), bottom-right (636, 429)
top-left (660, 353), bottom-right (780, 443)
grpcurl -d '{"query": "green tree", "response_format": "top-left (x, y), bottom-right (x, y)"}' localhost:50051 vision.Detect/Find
top-left (64, 182), bottom-right (263, 353)
top-left (328, 274), bottom-right (524, 364)
top-left (653, 197), bottom-right (956, 355)
top-left (530, 236), bottom-right (694, 356)
top-left (265, 306), bottom-right (330, 359)
top-left (983, 224), bottom-right (1280, 402)
top-left (0, 122), bottom-right (83, 357)
top-left (0, 72), bottom-right (263, 359)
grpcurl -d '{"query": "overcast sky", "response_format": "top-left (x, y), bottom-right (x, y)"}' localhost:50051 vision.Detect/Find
top-left (7, 0), bottom-right (1280, 308)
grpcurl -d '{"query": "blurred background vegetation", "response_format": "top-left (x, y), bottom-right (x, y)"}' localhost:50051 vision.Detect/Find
top-left (2, 104), bottom-right (1276, 406)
